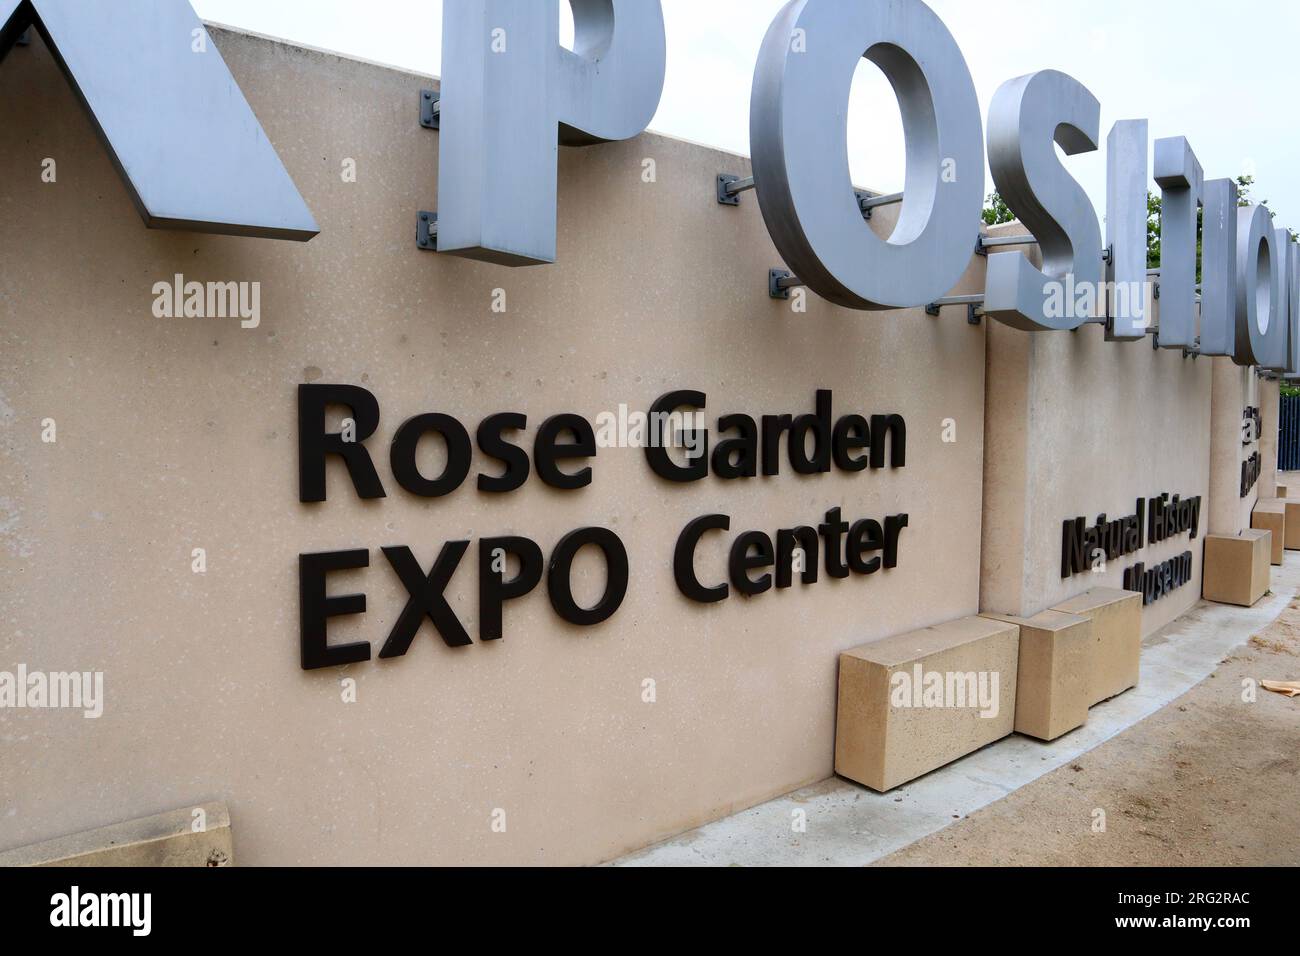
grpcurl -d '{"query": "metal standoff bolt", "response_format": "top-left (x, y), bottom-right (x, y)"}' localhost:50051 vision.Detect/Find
top-left (972, 236), bottom-right (1108, 262)
top-left (925, 294), bottom-right (985, 319)
top-left (858, 191), bottom-right (903, 220)
top-left (975, 234), bottom-right (1039, 256)
top-left (768, 269), bottom-right (805, 299)
top-left (721, 174), bottom-right (892, 223)
top-left (718, 175), bottom-right (754, 205)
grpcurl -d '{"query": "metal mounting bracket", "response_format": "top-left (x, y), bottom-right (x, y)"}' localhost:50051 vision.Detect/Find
top-left (717, 174), bottom-right (747, 206)
top-left (857, 191), bottom-right (902, 220)
top-left (417, 211), bottom-right (438, 251)
top-left (719, 174), bottom-right (879, 223)
top-left (855, 190), bottom-right (873, 220)
top-left (420, 89), bottom-right (440, 130)
top-left (926, 294), bottom-right (985, 318)
top-left (769, 269), bottom-right (802, 299)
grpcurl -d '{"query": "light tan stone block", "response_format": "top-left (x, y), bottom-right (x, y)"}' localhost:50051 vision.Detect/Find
top-left (0, 803), bottom-right (232, 867)
top-left (1283, 499), bottom-right (1300, 550)
top-left (835, 617), bottom-right (1019, 792)
top-left (1203, 531), bottom-right (1271, 608)
top-left (983, 610), bottom-right (1091, 741)
top-left (1253, 499), bottom-right (1287, 565)
top-left (1050, 587), bottom-right (1142, 706)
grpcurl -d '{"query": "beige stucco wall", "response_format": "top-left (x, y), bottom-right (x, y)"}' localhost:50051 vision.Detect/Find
top-left (1259, 379), bottom-right (1279, 498)
top-left (979, 226), bottom-right (1214, 638)
top-left (0, 28), bottom-right (988, 864)
top-left (1207, 358), bottom-right (1262, 534)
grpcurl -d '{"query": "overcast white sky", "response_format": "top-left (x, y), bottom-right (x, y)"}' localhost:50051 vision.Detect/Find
top-left (193, 0), bottom-right (1300, 228)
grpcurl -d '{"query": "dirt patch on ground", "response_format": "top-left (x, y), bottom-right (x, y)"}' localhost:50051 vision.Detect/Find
top-left (876, 597), bottom-right (1300, 867)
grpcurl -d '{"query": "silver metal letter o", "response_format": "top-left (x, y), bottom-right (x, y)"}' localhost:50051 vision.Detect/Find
top-left (750, 0), bottom-right (984, 310)
top-left (1234, 206), bottom-right (1286, 368)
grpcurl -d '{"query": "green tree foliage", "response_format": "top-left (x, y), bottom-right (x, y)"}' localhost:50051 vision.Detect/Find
top-left (1146, 190), bottom-right (1163, 270)
top-left (981, 192), bottom-right (1015, 226)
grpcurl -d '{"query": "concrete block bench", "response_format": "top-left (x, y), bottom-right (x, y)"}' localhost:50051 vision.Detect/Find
top-left (1050, 587), bottom-right (1142, 706)
top-left (1252, 499), bottom-right (1287, 565)
top-left (1283, 499), bottom-right (1300, 550)
top-left (1203, 530), bottom-right (1271, 608)
top-left (835, 616), bottom-right (1019, 792)
top-left (983, 609), bottom-right (1092, 741)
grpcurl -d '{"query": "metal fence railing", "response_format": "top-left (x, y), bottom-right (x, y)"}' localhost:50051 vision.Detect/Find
top-left (1280, 395), bottom-right (1300, 472)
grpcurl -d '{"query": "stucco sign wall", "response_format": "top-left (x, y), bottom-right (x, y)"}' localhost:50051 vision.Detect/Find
top-left (0, 0), bottom-right (1291, 866)
top-left (0, 25), bottom-right (987, 865)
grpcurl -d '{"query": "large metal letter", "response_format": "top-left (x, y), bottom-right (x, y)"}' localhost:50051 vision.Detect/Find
top-left (1105, 119), bottom-right (1150, 341)
top-left (1198, 178), bottom-right (1239, 357)
top-left (1288, 242), bottom-right (1300, 375)
top-left (1153, 137), bottom-right (1204, 349)
top-left (1262, 227), bottom-right (1293, 372)
top-left (984, 70), bottom-right (1102, 332)
top-left (749, 0), bottom-right (984, 310)
top-left (1233, 206), bottom-right (1286, 367)
top-left (437, 0), bottom-right (666, 266)
top-left (2, 0), bottom-right (318, 240)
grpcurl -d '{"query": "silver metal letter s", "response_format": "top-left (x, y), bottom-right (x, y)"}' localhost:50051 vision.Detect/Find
top-left (983, 70), bottom-right (1102, 332)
